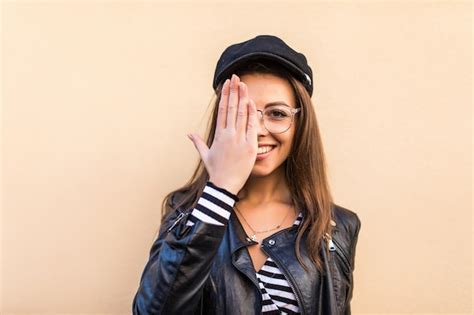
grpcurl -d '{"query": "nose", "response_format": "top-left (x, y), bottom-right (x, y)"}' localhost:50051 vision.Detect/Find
top-left (256, 110), bottom-right (269, 136)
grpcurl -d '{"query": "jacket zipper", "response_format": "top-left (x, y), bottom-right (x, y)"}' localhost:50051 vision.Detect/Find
top-left (166, 211), bottom-right (186, 232)
top-left (330, 236), bottom-right (351, 271)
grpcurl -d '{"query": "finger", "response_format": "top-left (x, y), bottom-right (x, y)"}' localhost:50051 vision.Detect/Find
top-left (236, 82), bottom-right (249, 137)
top-left (246, 99), bottom-right (258, 148)
top-left (226, 74), bottom-right (240, 130)
top-left (216, 79), bottom-right (230, 131)
top-left (188, 133), bottom-right (209, 162)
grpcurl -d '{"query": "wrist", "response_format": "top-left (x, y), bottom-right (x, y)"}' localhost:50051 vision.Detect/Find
top-left (208, 178), bottom-right (240, 196)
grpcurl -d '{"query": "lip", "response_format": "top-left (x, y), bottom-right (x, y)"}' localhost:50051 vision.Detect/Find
top-left (256, 146), bottom-right (276, 161)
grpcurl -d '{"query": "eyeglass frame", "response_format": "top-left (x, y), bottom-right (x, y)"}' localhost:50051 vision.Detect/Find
top-left (256, 106), bottom-right (301, 134)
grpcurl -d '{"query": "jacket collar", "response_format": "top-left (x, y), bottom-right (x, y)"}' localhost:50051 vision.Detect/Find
top-left (228, 210), bottom-right (302, 255)
top-left (228, 210), bottom-right (255, 254)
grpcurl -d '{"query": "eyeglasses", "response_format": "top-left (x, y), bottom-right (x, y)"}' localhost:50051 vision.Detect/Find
top-left (256, 105), bottom-right (301, 134)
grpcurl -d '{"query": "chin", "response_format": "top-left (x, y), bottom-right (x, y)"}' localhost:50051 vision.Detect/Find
top-left (250, 162), bottom-right (284, 178)
top-left (249, 164), bottom-right (272, 176)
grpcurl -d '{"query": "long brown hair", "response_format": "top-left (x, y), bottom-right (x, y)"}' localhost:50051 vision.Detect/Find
top-left (158, 60), bottom-right (335, 272)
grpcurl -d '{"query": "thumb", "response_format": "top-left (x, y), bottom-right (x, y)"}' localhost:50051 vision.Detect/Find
top-left (187, 133), bottom-right (209, 160)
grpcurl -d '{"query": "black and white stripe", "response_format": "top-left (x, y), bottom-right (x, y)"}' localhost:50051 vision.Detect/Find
top-left (185, 181), bottom-right (238, 227)
top-left (184, 181), bottom-right (303, 314)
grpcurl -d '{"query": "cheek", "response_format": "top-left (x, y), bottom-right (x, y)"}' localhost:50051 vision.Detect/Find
top-left (284, 128), bottom-right (296, 145)
top-left (283, 130), bottom-right (296, 154)
top-left (273, 125), bottom-right (296, 152)
top-left (276, 133), bottom-right (295, 154)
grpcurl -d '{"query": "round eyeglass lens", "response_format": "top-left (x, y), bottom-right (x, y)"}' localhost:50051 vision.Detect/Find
top-left (263, 106), bottom-right (294, 134)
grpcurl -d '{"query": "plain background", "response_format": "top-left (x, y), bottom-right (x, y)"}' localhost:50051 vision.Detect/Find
top-left (1, 0), bottom-right (472, 314)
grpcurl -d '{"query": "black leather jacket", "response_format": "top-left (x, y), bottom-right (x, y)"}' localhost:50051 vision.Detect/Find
top-left (132, 193), bottom-right (361, 315)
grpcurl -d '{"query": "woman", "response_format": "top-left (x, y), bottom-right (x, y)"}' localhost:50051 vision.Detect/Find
top-left (132, 35), bottom-right (361, 315)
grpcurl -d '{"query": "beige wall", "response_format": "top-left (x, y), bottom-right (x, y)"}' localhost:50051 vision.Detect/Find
top-left (1, 0), bottom-right (472, 314)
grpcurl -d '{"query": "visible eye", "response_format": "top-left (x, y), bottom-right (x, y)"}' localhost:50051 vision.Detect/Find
top-left (267, 109), bottom-right (289, 118)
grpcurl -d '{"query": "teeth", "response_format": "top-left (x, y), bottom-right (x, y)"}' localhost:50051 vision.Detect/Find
top-left (257, 146), bottom-right (274, 154)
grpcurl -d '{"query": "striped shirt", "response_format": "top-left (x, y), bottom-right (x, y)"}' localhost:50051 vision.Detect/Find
top-left (185, 181), bottom-right (302, 314)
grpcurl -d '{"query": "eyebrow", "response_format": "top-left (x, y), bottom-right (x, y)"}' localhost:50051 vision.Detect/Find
top-left (264, 101), bottom-right (292, 108)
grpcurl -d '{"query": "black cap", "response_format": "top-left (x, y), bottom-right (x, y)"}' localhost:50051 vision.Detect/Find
top-left (213, 35), bottom-right (314, 97)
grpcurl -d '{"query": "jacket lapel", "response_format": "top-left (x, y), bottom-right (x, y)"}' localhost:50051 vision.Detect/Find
top-left (228, 211), bottom-right (260, 288)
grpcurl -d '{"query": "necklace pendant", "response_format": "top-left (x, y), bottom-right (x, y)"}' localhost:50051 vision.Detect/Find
top-left (250, 234), bottom-right (257, 242)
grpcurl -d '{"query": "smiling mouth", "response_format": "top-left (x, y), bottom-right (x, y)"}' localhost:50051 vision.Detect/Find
top-left (257, 146), bottom-right (276, 155)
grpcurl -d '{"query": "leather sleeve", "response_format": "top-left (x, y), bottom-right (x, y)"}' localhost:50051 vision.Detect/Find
top-left (132, 182), bottom-right (238, 315)
top-left (343, 213), bottom-right (362, 315)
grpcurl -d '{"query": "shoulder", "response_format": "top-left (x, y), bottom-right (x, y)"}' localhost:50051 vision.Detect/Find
top-left (331, 203), bottom-right (362, 268)
top-left (160, 190), bottom-right (192, 230)
top-left (332, 203), bottom-right (362, 239)
top-left (168, 191), bottom-right (183, 209)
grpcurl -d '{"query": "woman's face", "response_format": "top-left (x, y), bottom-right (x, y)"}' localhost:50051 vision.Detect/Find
top-left (239, 73), bottom-right (297, 177)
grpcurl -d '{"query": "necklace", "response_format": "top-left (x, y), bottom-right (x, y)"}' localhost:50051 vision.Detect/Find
top-left (234, 205), bottom-right (292, 243)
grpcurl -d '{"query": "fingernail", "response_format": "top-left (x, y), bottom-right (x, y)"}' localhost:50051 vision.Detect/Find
top-left (187, 133), bottom-right (193, 140)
